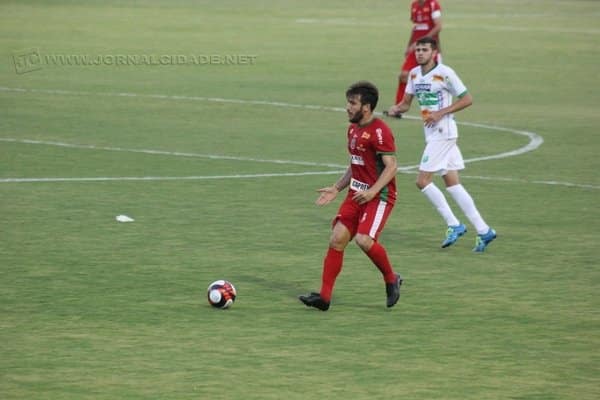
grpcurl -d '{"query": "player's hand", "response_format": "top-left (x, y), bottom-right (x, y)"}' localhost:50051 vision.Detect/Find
top-left (352, 189), bottom-right (375, 205)
top-left (424, 110), bottom-right (443, 127)
top-left (386, 105), bottom-right (400, 117)
top-left (315, 186), bottom-right (338, 206)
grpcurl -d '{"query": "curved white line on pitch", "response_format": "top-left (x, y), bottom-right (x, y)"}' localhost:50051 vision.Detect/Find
top-left (0, 170), bottom-right (344, 184)
top-left (374, 115), bottom-right (543, 170)
top-left (1, 136), bottom-right (597, 189)
top-left (2, 173), bottom-right (598, 189)
top-left (0, 86), bottom-right (543, 168)
top-left (0, 89), bottom-right (596, 189)
top-left (0, 137), bottom-right (347, 169)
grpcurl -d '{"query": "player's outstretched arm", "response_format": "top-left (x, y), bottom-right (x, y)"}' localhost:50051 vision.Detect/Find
top-left (315, 186), bottom-right (339, 206)
top-left (316, 167), bottom-right (351, 206)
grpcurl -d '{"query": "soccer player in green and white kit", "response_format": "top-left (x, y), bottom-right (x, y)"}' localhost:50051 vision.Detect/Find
top-left (387, 37), bottom-right (496, 252)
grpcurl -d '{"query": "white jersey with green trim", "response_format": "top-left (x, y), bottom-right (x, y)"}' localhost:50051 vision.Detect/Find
top-left (405, 63), bottom-right (467, 143)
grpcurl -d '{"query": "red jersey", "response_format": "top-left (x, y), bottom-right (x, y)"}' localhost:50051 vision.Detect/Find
top-left (346, 118), bottom-right (397, 204)
top-left (409, 0), bottom-right (442, 44)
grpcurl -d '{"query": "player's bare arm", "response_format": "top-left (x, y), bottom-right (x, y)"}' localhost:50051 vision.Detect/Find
top-left (352, 154), bottom-right (397, 205)
top-left (426, 17), bottom-right (442, 40)
top-left (388, 93), bottom-right (414, 116)
top-left (315, 167), bottom-right (351, 206)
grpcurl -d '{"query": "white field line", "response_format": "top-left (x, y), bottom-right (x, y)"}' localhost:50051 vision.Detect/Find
top-left (445, 174), bottom-right (600, 190)
top-left (0, 171), bottom-right (344, 183)
top-left (453, 25), bottom-right (600, 35)
top-left (2, 86), bottom-right (597, 189)
top-left (0, 137), bottom-right (347, 169)
top-left (0, 85), bottom-right (543, 168)
top-left (456, 121), bottom-right (543, 162)
top-left (2, 170), bottom-right (598, 190)
top-left (294, 19), bottom-right (600, 35)
top-left (394, 170), bottom-right (600, 190)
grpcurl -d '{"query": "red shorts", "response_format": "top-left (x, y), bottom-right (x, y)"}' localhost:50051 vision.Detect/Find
top-left (333, 195), bottom-right (394, 240)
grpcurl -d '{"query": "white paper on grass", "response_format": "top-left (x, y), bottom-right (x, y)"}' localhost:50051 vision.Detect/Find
top-left (115, 215), bottom-right (134, 222)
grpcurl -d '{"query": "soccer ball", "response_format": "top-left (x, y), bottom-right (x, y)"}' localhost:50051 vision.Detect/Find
top-left (207, 280), bottom-right (236, 309)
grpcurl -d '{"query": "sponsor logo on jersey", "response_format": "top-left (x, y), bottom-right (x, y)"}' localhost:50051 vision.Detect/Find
top-left (361, 132), bottom-right (370, 139)
top-left (417, 92), bottom-right (439, 106)
top-left (350, 178), bottom-right (370, 192)
top-left (376, 128), bottom-right (384, 145)
top-left (350, 135), bottom-right (357, 150)
top-left (433, 74), bottom-right (444, 82)
top-left (351, 155), bottom-right (365, 165)
top-left (415, 83), bottom-right (432, 92)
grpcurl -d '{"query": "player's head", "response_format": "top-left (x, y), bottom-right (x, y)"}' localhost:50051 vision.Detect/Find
top-left (415, 37), bottom-right (438, 66)
top-left (346, 81), bottom-right (378, 123)
top-left (416, 36), bottom-right (438, 50)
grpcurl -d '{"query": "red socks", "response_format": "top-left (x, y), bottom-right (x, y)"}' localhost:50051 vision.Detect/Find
top-left (319, 247), bottom-right (344, 302)
top-left (366, 242), bottom-right (396, 284)
top-left (395, 81), bottom-right (407, 104)
top-left (320, 243), bottom-right (396, 302)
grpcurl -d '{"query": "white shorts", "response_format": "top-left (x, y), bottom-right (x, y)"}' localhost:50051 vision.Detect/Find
top-left (419, 139), bottom-right (465, 175)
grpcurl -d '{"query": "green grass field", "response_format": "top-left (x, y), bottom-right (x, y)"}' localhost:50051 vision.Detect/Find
top-left (1, 1), bottom-right (599, 399)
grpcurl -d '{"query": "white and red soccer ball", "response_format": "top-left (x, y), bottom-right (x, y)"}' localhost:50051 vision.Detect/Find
top-left (207, 280), bottom-right (236, 309)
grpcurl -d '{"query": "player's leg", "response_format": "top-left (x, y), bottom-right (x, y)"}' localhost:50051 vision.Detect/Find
top-left (444, 173), bottom-right (496, 252)
top-left (395, 52), bottom-right (418, 105)
top-left (418, 170), bottom-right (460, 227)
top-left (395, 70), bottom-right (410, 105)
top-left (444, 171), bottom-right (489, 234)
top-left (354, 201), bottom-right (402, 307)
top-left (319, 220), bottom-right (352, 301)
top-left (299, 199), bottom-right (357, 310)
top-left (417, 141), bottom-right (467, 247)
top-left (442, 145), bottom-right (497, 251)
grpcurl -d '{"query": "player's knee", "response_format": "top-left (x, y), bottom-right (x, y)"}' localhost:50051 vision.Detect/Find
top-left (329, 234), bottom-right (347, 251)
top-left (354, 234), bottom-right (373, 252)
top-left (416, 177), bottom-right (429, 190)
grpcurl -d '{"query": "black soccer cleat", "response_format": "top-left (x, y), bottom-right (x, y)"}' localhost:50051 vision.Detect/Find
top-left (299, 292), bottom-right (330, 311)
top-left (385, 274), bottom-right (403, 308)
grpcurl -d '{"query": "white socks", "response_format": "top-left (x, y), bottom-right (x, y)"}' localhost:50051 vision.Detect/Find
top-left (446, 184), bottom-right (489, 234)
top-left (421, 183), bottom-right (460, 227)
top-left (421, 183), bottom-right (490, 234)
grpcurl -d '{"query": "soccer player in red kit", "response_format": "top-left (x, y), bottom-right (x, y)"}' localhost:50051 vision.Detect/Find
top-left (394, 0), bottom-right (443, 106)
top-left (299, 81), bottom-right (402, 311)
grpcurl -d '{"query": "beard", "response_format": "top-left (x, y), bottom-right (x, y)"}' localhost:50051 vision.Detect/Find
top-left (348, 110), bottom-right (364, 123)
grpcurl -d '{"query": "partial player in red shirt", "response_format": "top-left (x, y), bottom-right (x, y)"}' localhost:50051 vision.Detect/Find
top-left (394, 0), bottom-right (443, 106)
top-left (299, 81), bottom-right (403, 311)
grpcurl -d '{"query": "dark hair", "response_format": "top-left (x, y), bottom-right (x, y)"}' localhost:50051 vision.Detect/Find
top-left (416, 36), bottom-right (438, 50)
top-left (346, 81), bottom-right (379, 111)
